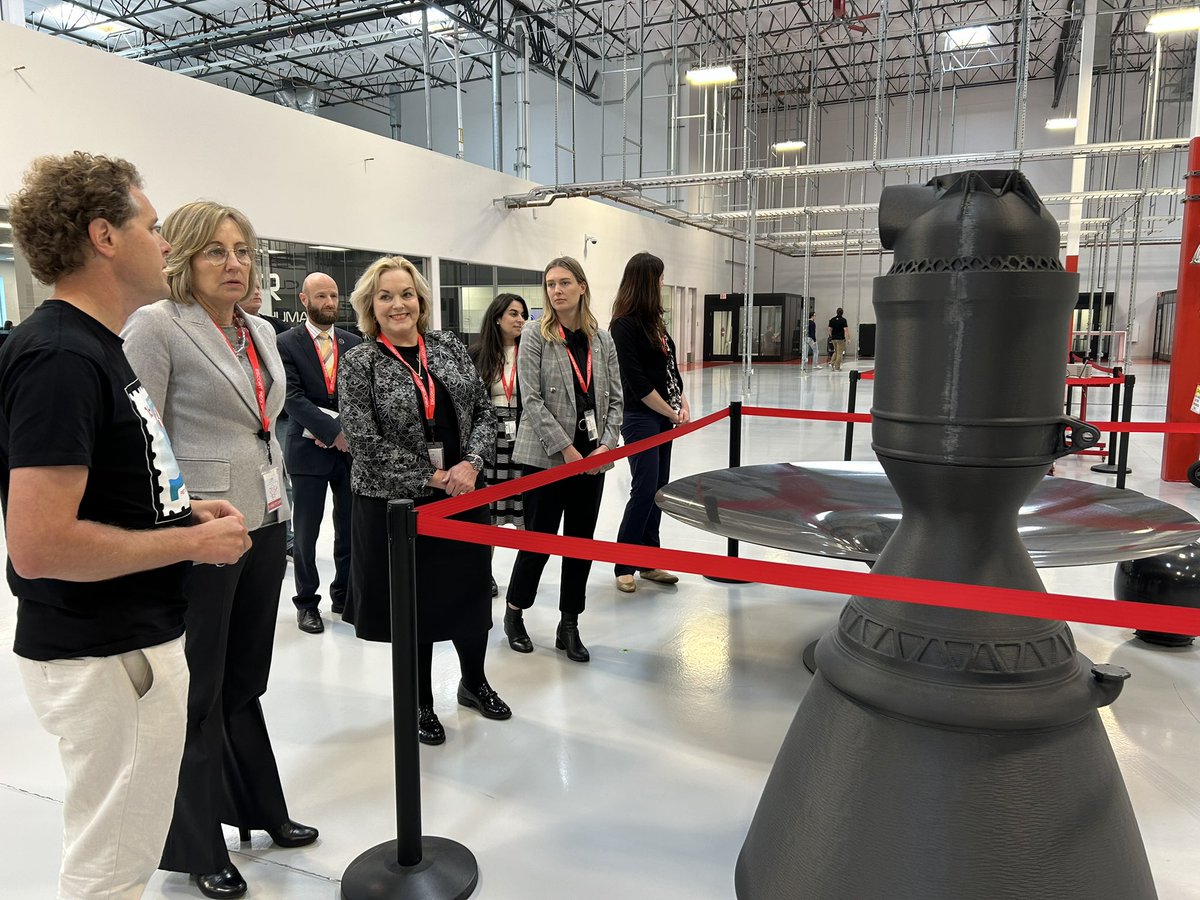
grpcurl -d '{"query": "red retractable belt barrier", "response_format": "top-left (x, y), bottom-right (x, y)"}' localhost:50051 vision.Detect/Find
top-left (419, 403), bottom-right (1200, 635)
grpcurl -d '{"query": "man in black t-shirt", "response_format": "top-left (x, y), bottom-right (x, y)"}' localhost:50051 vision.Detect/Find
top-left (828, 307), bottom-right (850, 371)
top-left (2, 153), bottom-right (252, 898)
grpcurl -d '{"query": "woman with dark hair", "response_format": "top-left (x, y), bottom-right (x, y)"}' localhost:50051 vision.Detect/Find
top-left (339, 255), bottom-right (511, 746)
top-left (122, 201), bottom-right (316, 898)
top-left (505, 257), bottom-right (623, 661)
top-left (470, 293), bottom-right (529, 597)
top-left (609, 252), bottom-right (689, 593)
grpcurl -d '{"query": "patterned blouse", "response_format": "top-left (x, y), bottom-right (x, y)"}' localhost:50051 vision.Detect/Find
top-left (338, 330), bottom-right (497, 500)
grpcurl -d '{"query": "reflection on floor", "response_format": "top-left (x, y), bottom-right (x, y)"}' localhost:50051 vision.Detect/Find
top-left (2, 360), bottom-right (1199, 899)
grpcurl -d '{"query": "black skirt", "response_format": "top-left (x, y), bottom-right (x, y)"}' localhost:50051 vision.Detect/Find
top-left (344, 492), bottom-right (492, 643)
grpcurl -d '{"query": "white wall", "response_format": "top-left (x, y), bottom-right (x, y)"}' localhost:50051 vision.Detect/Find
top-left (0, 24), bottom-right (732, 330)
top-left (0, 259), bottom-right (16, 323)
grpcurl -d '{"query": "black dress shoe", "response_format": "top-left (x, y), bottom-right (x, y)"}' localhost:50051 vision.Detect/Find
top-left (418, 705), bottom-right (445, 745)
top-left (457, 679), bottom-right (513, 720)
top-left (556, 616), bottom-right (590, 663)
top-left (504, 606), bottom-right (533, 653)
top-left (331, 598), bottom-right (345, 615)
top-left (239, 819), bottom-right (320, 848)
top-left (297, 608), bottom-right (324, 634)
top-left (491, 577), bottom-right (500, 598)
top-left (193, 865), bottom-right (246, 899)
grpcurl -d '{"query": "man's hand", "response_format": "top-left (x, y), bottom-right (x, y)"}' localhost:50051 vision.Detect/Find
top-left (191, 499), bottom-right (243, 524)
top-left (190, 517), bottom-right (253, 565)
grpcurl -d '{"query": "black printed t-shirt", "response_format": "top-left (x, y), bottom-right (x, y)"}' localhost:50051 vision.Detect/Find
top-left (0, 300), bottom-right (194, 661)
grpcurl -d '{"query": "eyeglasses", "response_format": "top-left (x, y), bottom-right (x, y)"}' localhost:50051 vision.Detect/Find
top-left (200, 246), bottom-right (253, 266)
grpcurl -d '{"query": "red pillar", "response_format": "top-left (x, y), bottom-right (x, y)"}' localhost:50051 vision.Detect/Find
top-left (1162, 136), bottom-right (1200, 480)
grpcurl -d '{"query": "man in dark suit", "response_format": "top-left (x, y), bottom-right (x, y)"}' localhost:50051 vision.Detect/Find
top-left (276, 272), bottom-right (361, 633)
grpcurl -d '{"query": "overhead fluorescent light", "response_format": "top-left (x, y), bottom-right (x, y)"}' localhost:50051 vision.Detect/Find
top-left (941, 25), bottom-right (993, 51)
top-left (311, 245), bottom-right (350, 252)
top-left (1045, 116), bottom-right (1078, 130)
top-left (685, 65), bottom-right (738, 86)
top-left (1146, 7), bottom-right (1200, 32)
top-left (0, 242), bottom-right (13, 249)
top-left (44, 1), bottom-right (127, 34)
top-left (772, 140), bottom-right (808, 153)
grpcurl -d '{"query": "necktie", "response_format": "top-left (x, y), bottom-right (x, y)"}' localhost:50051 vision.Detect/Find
top-left (317, 332), bottom-right (335, 381)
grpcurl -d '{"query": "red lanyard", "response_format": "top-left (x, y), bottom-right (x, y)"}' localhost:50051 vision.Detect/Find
top-left (558, 325), bottom-right (592, 394)
top-left (380, 334), bottom-right (436, 423)
top-left (310, 329), bottom-right (338, 395)
top-left (500, 346), bottom-right (518, 403)
top-left (213, 316), bottom-right (271, 445)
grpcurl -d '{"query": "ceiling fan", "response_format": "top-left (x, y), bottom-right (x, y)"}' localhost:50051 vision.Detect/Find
top-left (819, 0), bottom-right (881, 38)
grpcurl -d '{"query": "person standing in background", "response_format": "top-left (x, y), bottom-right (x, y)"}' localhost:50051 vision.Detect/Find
top-left (804, 310), bottom-right (821, 370)
top-left (609, 252), bottom-right (687, 594)
top-left (276, 272), bottom-right (360, 634)
top-left (828, 307), bottom-right (849, 371)
top-left (469, 292), bottom-right (529, 601)
top-left (3, 152), bottom-right (251, 899)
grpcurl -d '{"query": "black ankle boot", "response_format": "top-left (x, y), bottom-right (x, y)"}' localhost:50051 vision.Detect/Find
top-left (555, 614), bottom-right (590, 663)
top-left (504, 606), bottom-right (533, 653)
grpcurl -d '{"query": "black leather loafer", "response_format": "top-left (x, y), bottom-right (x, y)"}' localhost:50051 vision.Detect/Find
top-left (418, 705), bottom-right (445, 745)
top-left (297, 608), bottom-right (324, 634)
top-left (267, 819), bottom-right (319, 847)
top-left (457, 679), bottom-right (513, 720)
top-left (194, 865), bottom-right (247, 899)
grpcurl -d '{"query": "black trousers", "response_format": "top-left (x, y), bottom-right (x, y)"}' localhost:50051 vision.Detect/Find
top-left (614, 410), bottom-right (674, 576)
top-left (506, 467), bottom-right (605, 616)
top-left (290, 458), bottom-right (352, 611)
top-left (160, 522), bottom-right (290, 875)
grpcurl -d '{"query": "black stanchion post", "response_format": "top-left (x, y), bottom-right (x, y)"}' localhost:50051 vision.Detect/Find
top-left (341, 499), bottom-right (479, 900)
top-left (1065, 383), bottom-right (1074, 417)
top-left (1092, 367), bottom-right (1130, 475)
top-left (1116, 374), bottom-right (1135, 491)
top-left (705, 402), bottom-right (750, 585)
top-left (844, 371), bottom-right (861, 462)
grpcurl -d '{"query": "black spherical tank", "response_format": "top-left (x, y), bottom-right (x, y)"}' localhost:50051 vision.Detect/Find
top-left (734, 171), bottom-right (1155, 900)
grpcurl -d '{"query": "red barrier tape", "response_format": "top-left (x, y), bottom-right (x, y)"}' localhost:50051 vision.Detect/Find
top-left (858, 370), bottom-right (876, 379)
top-left (1083, 421), bottom-right (1200, 433)
top-left (743, 406), bottom-right (872, 423)
top-left (423, 408), bottom-right (729, 519)
top-left (1066, 376), bottom-right (1124, 387)
top-left (419, 516), bottom-right (1200, 634)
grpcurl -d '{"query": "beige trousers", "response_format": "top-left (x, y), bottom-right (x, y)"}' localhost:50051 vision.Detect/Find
top-left (18, 637), bottom-right (189, 900)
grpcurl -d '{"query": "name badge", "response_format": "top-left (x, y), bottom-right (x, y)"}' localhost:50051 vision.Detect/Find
top-left (583, 409), bottom-right (598, 442)
top-left (427, 441), bottom-right (446, 469)
top-left (262, 465), bottom-right (283, 513)
top-left (504, 418), bottom-right (518, 440)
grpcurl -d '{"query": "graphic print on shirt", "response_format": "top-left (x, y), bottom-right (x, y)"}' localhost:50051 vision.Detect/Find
top-left (127, 382), bottom-right (192, 522)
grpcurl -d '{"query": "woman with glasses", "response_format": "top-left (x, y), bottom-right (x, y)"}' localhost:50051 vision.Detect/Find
top-left (469, 293), bottom-right (529, 599)
top-left (505, 257), bottom-right (623, 661)
top-left (609, 252), bottom-right (688, 593)
top-left (339, 256), bottom-right (511, 746)
top-left (123, 201), bottom-right (316, 899)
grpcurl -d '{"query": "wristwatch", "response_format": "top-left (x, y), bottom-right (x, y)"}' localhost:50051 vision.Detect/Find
top-left (464, 453), bottom-right (484, 472)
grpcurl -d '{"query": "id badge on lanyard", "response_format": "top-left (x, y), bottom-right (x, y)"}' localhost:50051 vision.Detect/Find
top-left (582, 409), bottom-right (598, 442)
top-left (262, 464), bottom-right (283, 513)
top-left (504, 417), bottom-right (518, 440)
top-left (427, 439), bottom-right (445, 469)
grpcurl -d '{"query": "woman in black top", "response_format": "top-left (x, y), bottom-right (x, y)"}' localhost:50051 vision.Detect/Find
top-left (338, 255), bottom-right (511, 746)
top-left (609, 252), bottom-right (689, 593)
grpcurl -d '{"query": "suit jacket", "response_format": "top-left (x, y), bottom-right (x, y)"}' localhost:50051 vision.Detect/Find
top-left (276, 323), bottom-right (362, 477)
top-left (512, 324), bottom-right (622, 472)
top-left (338, 331), bottom-right (497, 500)
top-left (122, 299), bottom-right (291, 531)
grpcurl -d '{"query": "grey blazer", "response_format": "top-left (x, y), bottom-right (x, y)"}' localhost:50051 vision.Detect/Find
top-left (121, 298), bottom-right (291, 531)
top-left (512, 323), bottom-right (623, 472)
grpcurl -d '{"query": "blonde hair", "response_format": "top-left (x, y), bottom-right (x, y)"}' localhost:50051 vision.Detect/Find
top-left (540, 256), bottom-right (598, 342)
top-left (350, 255), bottom-right (432, 340)
top-left (161, 201), bottom-right (257, 306)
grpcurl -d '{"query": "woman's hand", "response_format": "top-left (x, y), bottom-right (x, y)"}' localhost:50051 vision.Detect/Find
top-left (443, 460), bottom-right (478, 497)
top-left (585, 444), bottom-right (609, 476)
top-left (677, 395), bottom-right (691, 426)
top-left (561, 445), bottom-right (584, 465)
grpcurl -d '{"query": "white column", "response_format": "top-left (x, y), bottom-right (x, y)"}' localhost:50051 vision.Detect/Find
top-left (0, 0), bottom-right (27, 25)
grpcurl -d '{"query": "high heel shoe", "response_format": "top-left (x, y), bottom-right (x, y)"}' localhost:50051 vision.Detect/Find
top-left (193, 865), bottom-right (247, 899)
top-left (418, 704), bottom-right (446, 745)
top-left (457, 679), bottom-right (513, 719)
top-left (555, 614), bottom-right (590, 663)
top-left (504, 605), bottom-right (533, 653)
top-left (238, 819), bottom-right (319, 848)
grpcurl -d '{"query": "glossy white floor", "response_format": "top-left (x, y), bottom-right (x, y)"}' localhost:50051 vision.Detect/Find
top-left (3, 357), bottom-right (1200, 900)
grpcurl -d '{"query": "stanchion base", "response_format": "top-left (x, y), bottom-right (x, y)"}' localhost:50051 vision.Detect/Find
top-left (342, 837), bottom-right (479, 900)
top-left (801, 639), bottom-right (819, 674)
top-left (1091, 463), bottom-right (1132, 474)
top-left (704, 575), bottom-right (752, 584)
top-left (1134, 629), bottom-right (1196, 648)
